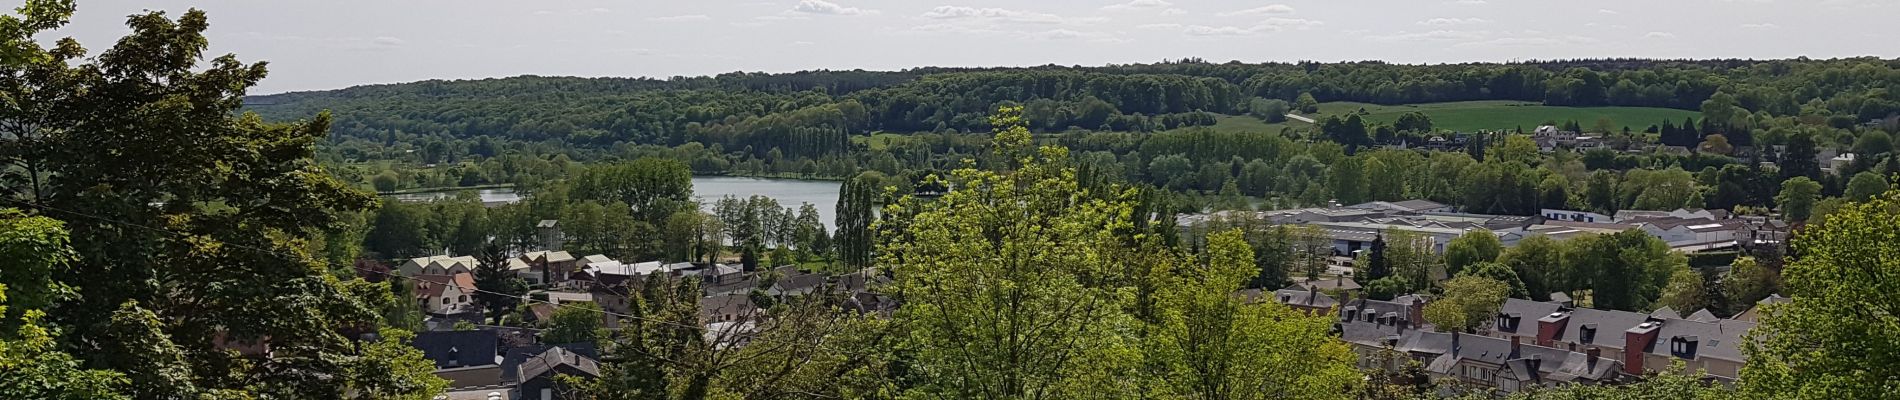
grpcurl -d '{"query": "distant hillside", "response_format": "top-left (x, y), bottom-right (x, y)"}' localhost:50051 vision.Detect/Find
top-left (249, 58), bottom-right (1899, 156)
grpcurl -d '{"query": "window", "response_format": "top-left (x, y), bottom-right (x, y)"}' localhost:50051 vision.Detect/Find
top-left (441, 298), bottom-right (450, 305)
top-left (1580, 326), bottom-right (1596, 343)
top-left (458, 295), bottom-right (469, 303)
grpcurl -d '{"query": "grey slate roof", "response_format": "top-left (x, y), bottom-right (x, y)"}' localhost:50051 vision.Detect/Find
top-left (517, 346), bottom-right (600, 382)
top-left (412, 330), bottom-right (501, 369)
top-left (1685, 309), bottom-right (1719, 322)
top-left (1273, 285), bottom-right (1338, 309)
top-left (1552, 307), bottom-right (1652, 350)
top-left (499, 342), bottom-right (598, 383)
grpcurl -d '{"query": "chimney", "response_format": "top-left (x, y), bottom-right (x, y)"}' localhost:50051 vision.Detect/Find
top-left (1451, 331), bottom-right (1462, 355)
top-left (1511, 336), bottom-right (1522, 358)
top-left (1527, 355), bottom-right (1544, 380)
top-left (1622, 321), bottom-right (1663, 376)
top-left (1407, 298), bottom-right (1425, 330)
top-left (1536, 311), bottom-right (1570, 347)
top-left (1586, 347), bottom-right (1601, 371)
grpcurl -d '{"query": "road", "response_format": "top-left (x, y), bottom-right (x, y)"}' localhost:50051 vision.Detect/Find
top-left (1284, 113), bottom-right (1316, 124)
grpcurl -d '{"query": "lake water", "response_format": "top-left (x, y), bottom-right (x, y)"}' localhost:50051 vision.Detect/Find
top-left (692, 176), bottom-right (842, 232)
top-left (388, 188), bottom-right (523, 204)
top-left (384, 176), bottom-right (842, 231)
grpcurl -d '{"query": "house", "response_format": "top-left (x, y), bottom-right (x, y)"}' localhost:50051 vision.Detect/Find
top-left (1540, 209), bottom-right (1612, 224)
top-left (1337, 298), bottom-right (1625, 394)
top-left (1732, 294), bottom-right (1789, 322)
top-left (1829, 152), bottom-right (1856, 172)
top-left (412, 330), bottom-right (504, 390)
top-left (515, 346), bottom-right (600, 400)
top-left (767, 268), bottom-right (831, 297)
top-left (1424, 332), bottom-right (1624, 393)
top-left (516, 251), bottom-right (578, 284)
top-left (1485, 298), bottom-right (1756, 381)
top-left (1271, 285), bottom-right (1339, 315)
top-left (1299, 276), bottom-right (1363, 293)
top-left (416, 273), bottom-right (478, 315)
top-left (500, 343), bottom-right (597, 387)
top-left (700, 294), bottom-right (760, 324)
top-left (400, 255), bottom-right (481, 276)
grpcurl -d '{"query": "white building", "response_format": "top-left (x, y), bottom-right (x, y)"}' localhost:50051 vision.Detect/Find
top-left (399, 255), bottom-right (481, 276)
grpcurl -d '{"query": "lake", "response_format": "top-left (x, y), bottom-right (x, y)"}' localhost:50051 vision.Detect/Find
top-left (384, 176), bottom-right (842, 231)
top-left (692, 176), bottom-right (842, 232)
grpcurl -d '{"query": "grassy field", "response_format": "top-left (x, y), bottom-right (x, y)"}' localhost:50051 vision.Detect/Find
top-left (1303, 100), bottom-right (1700, 133)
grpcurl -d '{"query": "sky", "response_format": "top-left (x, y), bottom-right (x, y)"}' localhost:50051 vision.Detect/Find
top-left (25, 0), bottom-right (1900, 94)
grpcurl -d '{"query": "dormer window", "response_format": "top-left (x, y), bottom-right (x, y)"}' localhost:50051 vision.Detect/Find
top-left (1580, 326), bottom-right (1597, 343)
top-left (1497, 315), bottom-right (1519, 331)
top-left (1670, 336), bottom-right (1700, 358)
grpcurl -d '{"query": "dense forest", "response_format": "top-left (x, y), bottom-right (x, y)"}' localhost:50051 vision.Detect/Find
top-left (258, 56), bottom-right (1900, 224)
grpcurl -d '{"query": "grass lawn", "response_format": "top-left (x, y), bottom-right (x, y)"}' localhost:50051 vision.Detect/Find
top-left (1302, 100), bottom-right (1700, 133)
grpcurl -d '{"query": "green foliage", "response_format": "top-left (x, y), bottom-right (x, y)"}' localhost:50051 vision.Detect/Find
top-left (1423, 276), bottom-right (1509, 332)
top-left (883, 107), bottom-right (1148, 398)
top-left (1721, 257), bottom-right (1777, 315)
top-left (347, 329), bottom-right (450, 400)
top-left (1499, 235), bottom-right (1564, 301)
top-left (1443, 230), bottom-right (1503, 276)
top-left (0, 203), bottom-right (129, 400)
top-left (1148, 230), bottom-right (1361, 400)
top-left (1565, 230), bottom-right (1683, 311)
top-left (0, 209), bottom-right (72, 331)
top-left (836, 172), bottom-right (879, 268)
top-left (542, 302), bottom-right (607, 346)
top-left (1742, 190), bottom-right (1900, 398)
top-left (1775, 176), bottom-right (1822, 221)
top-left (1655, 267), bottom-right (1710, 313)
top-left (1457, 262), bottom-right (1528, 299)
top-left (1844, 171), bottom-right (1889, 202)
top-left (1293, 92), bottom-right (1320, 114)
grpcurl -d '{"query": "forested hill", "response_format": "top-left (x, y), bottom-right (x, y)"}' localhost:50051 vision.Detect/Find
top-left (249, 58), bottom-right (1900, 150)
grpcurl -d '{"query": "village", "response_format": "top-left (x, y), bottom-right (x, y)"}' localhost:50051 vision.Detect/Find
top-left (361, 192), bottom-right (1795, 399)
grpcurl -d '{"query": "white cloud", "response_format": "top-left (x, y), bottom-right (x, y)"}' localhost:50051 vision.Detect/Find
top-left (791, 0), bottom-right (878, 16)
top-left (1263, 17), bottom-right (1324, 29)
top-left (1185, 25), bottom-right (1262, 36)
top-left (1741, 23), bottom-right (1779, 29)
top-left (648, 14), bottom-right (710, 22)
top-left (908, 23), bottom-right (1005, 35)
top-left (1367, 30), bottom-right (1489, 42)
top-left (1102, 0), bottom-right (1174, 11)
top-left (588, 7), bottom-right (612, 14)
top-left (1453, 0), bottom-right (1487, 4)
top-left (370, 36), bottom-right (404, 48)
top-left (1598, 9), bottom-right (1618, 14)
top-left (1217, 4), bottom-right (1295, 17)
top-left (920, 6), bottom-right (1103, 25)
top-left (1419, 17), bottom-right (1490, 26)
top-left (1175, 18), bottom-right (1321, 37)
top-left (1161, 8), bottom-right (1187, 15)
top-left (1138, 23), bottom-right (1183, 30)
top-left (1645, 31), bottom-right (1677, 38)
top-left (1453, 34), bottom-right (1599, 47)
top-left (792, 41), bottom-right (816, 46)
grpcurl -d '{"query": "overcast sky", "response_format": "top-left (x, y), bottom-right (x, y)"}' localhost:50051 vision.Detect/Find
top-left (27, 0), bottom-right (1900, 94)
